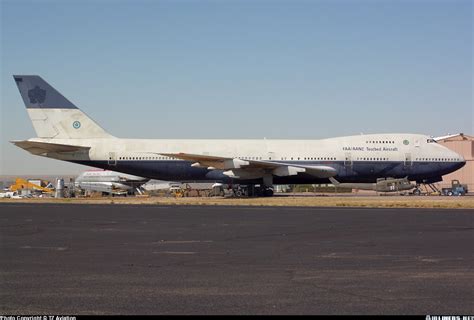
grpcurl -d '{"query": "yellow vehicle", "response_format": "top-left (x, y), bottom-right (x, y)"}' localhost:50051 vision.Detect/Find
top-left (10, 178), bottom-right (53, 193)
top-left (169, 186), bottom-right (185, 198)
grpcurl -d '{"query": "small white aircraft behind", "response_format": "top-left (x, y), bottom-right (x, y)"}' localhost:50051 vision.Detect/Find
top-left (75, 170), bottom-right (149, 195)
top-left (11, 75), bottom-right (466, 196)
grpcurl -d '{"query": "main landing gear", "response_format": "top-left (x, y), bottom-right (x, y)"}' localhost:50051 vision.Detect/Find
top-left (228, 184), bottom-right (274, 197)
top-left (263, 188), bottom-right (274, 197)
top-left (226, 174), bottom-right (275, 197)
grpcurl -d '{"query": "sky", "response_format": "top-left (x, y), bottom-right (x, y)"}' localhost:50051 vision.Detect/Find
top-left (1, 0), bottom-right (472, 175)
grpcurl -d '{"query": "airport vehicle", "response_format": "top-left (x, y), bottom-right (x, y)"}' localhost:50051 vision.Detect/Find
top-left (168, 186), bottom-right (185, 198)
top-left (75, 170), bottom-right (149, 196)
top-left (411, 184), bottom-right (440, 196)
top-left (329, 177), bottom-right (415, 193)
top-left (441, 180), bottom-right (468, 196)
top-left (9, 178), bottom-right (53, 194)
top-left (11, 75), bottom-right (466, 196)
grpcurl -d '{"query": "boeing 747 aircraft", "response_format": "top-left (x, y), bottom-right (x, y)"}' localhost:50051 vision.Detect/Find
top-left (11, 75), bottom-right (465, 196)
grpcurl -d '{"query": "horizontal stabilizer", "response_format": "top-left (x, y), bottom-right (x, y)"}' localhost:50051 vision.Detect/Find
top-left (11, 140), bottom-right (90, 155)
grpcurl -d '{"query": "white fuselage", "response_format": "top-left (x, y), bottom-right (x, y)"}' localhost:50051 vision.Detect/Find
top-left (27, 133), bottom-right (465, 184)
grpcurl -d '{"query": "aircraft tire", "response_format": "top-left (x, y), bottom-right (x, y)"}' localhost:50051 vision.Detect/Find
top-left (264, 189), bottom-right (274, 197)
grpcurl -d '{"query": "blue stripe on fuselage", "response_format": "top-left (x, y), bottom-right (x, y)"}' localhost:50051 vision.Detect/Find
top-left (68, 160), bottom-right (464, 184)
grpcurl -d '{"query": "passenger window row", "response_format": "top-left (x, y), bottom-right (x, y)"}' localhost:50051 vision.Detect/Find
top-left (366, 140), bottom-right (395, 144)
top-left (238, 157), bottom-right (263, 160)
top-left (416, 158), bottom-right (459, 162)
top-left (115, 156), bottom-right (461, 162)
top-left (118, 156), bottom-right (177, 160)
top-left (279, 157), bottom-right (336, 161)
top-left (356, 157), bottom-right (389, 161)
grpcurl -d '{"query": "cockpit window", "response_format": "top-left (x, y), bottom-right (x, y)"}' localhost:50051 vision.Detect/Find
top-left (427, 139), bottom-right (436, 143)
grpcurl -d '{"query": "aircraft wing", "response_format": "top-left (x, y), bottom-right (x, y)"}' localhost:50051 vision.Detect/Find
top-left (11, 140), bottom-right (90, 156)
top-left (160, 152), bottom-right (337, 178)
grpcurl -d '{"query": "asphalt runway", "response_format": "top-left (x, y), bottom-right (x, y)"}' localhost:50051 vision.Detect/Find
top-left (1, 204), bottom-right (473, 314)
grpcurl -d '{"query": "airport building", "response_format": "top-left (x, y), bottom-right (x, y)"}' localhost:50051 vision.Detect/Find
top-left (436, 133), bottom-right (474, 191)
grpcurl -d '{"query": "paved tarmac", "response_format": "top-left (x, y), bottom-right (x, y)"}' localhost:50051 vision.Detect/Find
top-left (0, 203), bottom-right (473, 314)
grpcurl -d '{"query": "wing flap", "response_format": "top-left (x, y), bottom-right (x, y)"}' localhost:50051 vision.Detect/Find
top-left (160, 152), bottom-right (337, 178)
top-left (160, 152), bottom-right (250, 170)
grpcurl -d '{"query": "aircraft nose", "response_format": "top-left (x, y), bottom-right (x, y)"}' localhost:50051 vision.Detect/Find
top-left (457, 152), bottom-right (465, 163)
top-left (454, 153), bottom-right (466, 170)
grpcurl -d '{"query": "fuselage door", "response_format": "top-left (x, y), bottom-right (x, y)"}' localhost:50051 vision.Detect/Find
top-left (344, 152), bottom-right (352, 168)
top-left (404, 153), bottom-right (412, 167)
top-left (268, 151), bottom-right (275, 161)
top-left (344, 152), bottom-right (352, 167)
top-left (108, 152), bottom-right (117, 166)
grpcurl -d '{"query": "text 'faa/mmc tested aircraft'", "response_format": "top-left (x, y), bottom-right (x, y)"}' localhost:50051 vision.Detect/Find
top-left (11, 75), bottom-right (465, 196)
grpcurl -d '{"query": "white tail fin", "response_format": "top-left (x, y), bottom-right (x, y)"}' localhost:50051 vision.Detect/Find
top-left (13, 75), bottom-right (114, 139)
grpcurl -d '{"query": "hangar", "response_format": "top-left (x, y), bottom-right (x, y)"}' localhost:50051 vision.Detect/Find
top-left (436, 133), bottom-right (473, 191)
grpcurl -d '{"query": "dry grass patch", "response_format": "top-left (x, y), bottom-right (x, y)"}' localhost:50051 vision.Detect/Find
top-left (1, 195), bottom-right (474, 209)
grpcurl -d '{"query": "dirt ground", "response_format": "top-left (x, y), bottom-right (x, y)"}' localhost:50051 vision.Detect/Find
top-left (1, 194), bottom-right (474, 209)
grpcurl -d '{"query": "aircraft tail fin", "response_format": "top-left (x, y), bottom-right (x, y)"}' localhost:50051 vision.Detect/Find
top-left (13, 75), bottom-right (114, 139)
